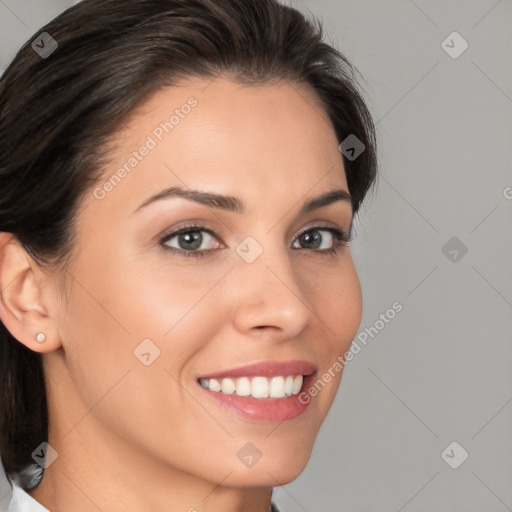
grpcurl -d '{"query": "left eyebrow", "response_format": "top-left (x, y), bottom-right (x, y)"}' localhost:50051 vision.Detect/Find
top-left (300, 189), bottom-right (352, 214)
top-left (132, 186), bottom-right (352, 215)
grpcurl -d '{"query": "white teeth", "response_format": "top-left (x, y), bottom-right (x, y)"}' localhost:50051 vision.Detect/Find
top-left (221, 378), bottom-right (236, 394)
top-left (199, 375), bottom-right (304, 399)
top-left (269, 376), bottom-right (285, 398)
top-left (236, 377), bottom-right (252, 396)
top-left (208, 378), bottom-right (221, 392)
top-left (251, 377), bottom-right (269, 398)
top-left (292, 375), bottom-right (303, 395)
top-left (284, 376), bottom-right (294, 396)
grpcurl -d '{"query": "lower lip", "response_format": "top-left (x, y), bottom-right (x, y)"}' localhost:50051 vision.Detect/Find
top-left (197, 373), bottom-right (317, 423)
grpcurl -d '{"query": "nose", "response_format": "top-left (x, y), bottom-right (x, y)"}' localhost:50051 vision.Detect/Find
top-left (228, 240), bottom-right (314, 341)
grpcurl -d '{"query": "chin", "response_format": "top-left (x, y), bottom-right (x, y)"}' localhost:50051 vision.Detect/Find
top-left (221, 447), bottom-right (313, 488)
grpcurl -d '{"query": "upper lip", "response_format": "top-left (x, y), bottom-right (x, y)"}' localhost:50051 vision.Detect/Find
top-left (198, 360), bottom-right (317, 380)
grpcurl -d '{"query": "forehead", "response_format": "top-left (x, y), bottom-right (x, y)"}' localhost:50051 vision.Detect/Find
top-left (83, 76), bottom-right (348, 218)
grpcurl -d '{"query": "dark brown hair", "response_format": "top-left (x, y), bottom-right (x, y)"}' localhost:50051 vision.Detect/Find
top-left (0, 0), bottom-right (377, 490)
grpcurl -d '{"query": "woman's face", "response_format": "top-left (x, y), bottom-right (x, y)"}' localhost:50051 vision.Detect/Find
top-left (46, 76), bottom-right (362, 487)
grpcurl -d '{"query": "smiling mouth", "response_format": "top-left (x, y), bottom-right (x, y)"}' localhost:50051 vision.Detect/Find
top-left (197, 373), bottom-right (313, 400)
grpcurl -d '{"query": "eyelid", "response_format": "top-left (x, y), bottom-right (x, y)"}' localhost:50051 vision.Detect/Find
top-left (159, 220), bottom-right (222, 241)
top-left (297, 219), bottom-right (349, 235)
top-left (159, 218), bottom-right (349, 242)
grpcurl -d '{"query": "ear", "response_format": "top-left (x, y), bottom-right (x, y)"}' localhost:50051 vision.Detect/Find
top-left (0, 232), bottom-right (62, 353)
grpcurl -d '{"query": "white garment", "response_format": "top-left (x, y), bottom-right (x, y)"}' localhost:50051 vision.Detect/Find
top-left (0, 468), bottom-right (280, 512)
top-left (4, 481), bottom-right (280, 511)
top-left (4, 481), bottom-right (48, 512)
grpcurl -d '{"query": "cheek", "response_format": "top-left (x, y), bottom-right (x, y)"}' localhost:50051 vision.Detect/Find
top-left (304, 253), bottom-right (363, 349)
top-left (57, 254), bottom-right (234, 460)
top-left (121, 257), bottom-right (233, 349)
top-left (334, 262), bottom-right (363, 346)
top-left (63, 250), bottom-right (232, 391)
top-left (299, 255), bottom-right (362, 407)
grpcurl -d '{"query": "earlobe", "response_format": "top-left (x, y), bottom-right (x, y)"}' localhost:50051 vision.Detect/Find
top-left (0, 232), bottom-right (61, 353)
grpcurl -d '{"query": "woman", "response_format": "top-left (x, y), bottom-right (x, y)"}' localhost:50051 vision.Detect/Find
top-left (0, 0), bottom-right (377, 510)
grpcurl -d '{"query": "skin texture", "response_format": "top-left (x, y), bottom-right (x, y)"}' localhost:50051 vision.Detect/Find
top-left (0, 76), bottom-right (363, 512)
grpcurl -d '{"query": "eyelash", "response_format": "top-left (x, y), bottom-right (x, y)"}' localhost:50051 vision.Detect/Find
top-left (159, 222), bottom-right (354, 259)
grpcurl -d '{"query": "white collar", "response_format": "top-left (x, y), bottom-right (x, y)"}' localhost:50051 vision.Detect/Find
top-left (5, 480), bottom-right (49, 512)
top-left (1, 475), bottom-right (280, 512)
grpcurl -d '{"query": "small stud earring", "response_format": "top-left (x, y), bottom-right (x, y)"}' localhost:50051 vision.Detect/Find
top-left (35, 332), bottom-right (46, 344)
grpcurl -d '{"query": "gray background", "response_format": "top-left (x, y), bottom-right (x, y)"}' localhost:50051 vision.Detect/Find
top-left (1, 1), bottom-right (511, 511)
